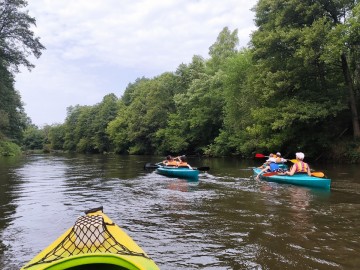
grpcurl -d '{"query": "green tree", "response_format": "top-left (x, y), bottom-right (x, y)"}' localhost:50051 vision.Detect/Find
top-left (48, 124), bottom-right (65, 150)
top-left (90, 94), bottom-right (119, 153)
top-left (156, 28), bottom-right (239, 155)
top-left (73, 106), bottom-right (95, 153)
top-left (0, 0), bottom-right (45, 148)
top-left (106, 101), bottom-right (130, 154)
top-left (175, 55), bottom-right (206, 91)
top-left (249, 0), bottom-right (356, 156)
top-left (63, 95), bottom-right (119, 153)
top-left (321, 1), bottom-right (360, 137)
top-left (108, 73), bottom-right (178, 154)
top-left (0, 62), bottom-right (28, 143)
top-left (207, 27), bottom-right (239, 72)
top-left (22, 125), bottom-right (44, 150)
top-left (0, 0), bottom-right (45, 72)
top-left (208, 49), bottom-right (254, 156)
top-left (63, 105), bottom-right (83, 152)
top-left (121, 77), bottom-right (149, 106)
top-left (156, 56), bottom-right (208, 154)
top-left (163, 72), bottom-right (225, 154)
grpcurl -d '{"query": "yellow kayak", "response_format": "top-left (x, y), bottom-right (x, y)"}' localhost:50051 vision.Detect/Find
top-left (21, 207), bottom-right (160, 270)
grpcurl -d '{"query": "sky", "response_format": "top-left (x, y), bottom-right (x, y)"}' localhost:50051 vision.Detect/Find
top-left (14, 0), bottom-right (258, 127)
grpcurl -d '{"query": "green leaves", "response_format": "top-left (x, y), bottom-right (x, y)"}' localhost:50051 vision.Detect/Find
top-left (62, 95), bottom-right (119, 153)
top-left (15, 3), bottom-right (360, 158)
top-left (0, 62), bottom-right (27, 143)
top-left (207, 27), bottom-right (239, 73)
top-left (244, 0), bottom-right (360, 154)
top-left (0, 0), bottom-right (45, 72)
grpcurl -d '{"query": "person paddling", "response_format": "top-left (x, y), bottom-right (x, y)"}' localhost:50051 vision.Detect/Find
top-left (258, 153), bottom-right (275, 169)
top-left (255, 157), bottom-right (281, 180)
top-left (176, 155), bottom-right (193, 169)
top-left (283, 152), bottom-right (311, 176)
top-left (275, 152), bottom-right (287, 163)
top-left (163, 155), bottom-right (178, 166)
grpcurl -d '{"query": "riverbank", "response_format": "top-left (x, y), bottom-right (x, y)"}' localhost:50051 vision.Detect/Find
top-left (3, 137), bottom-right (360, 164)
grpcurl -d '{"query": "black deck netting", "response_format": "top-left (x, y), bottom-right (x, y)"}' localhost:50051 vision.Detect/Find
top-left (24, 215), bottom-right (149, 268)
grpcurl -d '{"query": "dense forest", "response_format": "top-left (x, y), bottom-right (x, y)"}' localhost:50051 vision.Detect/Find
top-left (2, 0), bottom-right (360, 162)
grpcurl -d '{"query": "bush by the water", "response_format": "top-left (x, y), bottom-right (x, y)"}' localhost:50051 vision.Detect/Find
top-left (0, 141), bottom-right (21, 156)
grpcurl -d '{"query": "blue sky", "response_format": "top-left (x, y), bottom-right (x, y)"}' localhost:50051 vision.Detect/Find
top-left (15, 0), bottom-right (258, 126)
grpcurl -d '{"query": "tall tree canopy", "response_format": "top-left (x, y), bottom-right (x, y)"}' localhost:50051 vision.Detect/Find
top-left (27, 3), bottom-right (360, 161)
top-left (0, 0), bottom-right (45, 146)
top-left (0, 0), bottom-right (45, 72)
top-left (62, 94), bottom-right (119, 153)
top-left (0, 61), bottom-right (26, 142)
top-left (248, 0), bottom-right (360, 156)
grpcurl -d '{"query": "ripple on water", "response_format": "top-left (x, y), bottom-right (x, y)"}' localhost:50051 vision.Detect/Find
top-left (1, 155), bottom-right (360, 270)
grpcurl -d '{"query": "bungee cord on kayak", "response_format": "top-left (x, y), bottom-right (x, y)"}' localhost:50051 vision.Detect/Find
top-left (23, 209), bottom-right (152, 269)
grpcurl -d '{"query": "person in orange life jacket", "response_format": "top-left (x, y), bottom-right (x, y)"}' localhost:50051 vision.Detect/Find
top-left (275, 152), bottom-right (287, 163)
top-left (258, 153), bottom-right (275, 168)
top-left (284, 152), bottom-right (311, 176)
top-left (163, 155), bottom-right (178, 166)
top-left (255, 157), bottom-right (281, 180)
top-left (177, 155), bottom-right (193, 169)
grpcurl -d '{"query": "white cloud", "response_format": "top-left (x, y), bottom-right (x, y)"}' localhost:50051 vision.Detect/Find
top-left (15, 0), bottom-right (258, 126)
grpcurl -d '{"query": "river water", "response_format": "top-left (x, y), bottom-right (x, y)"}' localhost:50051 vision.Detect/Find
top-left (0, 154), bottom-right (359, 270)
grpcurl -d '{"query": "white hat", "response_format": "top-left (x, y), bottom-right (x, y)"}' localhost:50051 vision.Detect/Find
top-left (296, 152), bottom-right (305, 160)
top-left (276, 152), bottom-right (281, 156)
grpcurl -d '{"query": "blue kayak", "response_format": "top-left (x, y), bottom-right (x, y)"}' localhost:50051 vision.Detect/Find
top-left (156, 165), bottom-right (199, 180)
top-left (253, 168), bottom-right (331, 189)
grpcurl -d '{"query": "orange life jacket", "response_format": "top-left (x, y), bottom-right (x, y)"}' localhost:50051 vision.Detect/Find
top-left (165, 160), bottom-right (178, 166)
top-left (294, 161), bottom-right (309, 173)
top-left (177, 161), bottom-right (189, 167)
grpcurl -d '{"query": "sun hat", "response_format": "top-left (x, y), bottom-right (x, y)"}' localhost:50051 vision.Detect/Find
top-left (296, 152), bottom-right (305, 160)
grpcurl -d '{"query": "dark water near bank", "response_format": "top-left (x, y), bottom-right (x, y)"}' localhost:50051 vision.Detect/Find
top-left (0, 154), bottom-right (359, 269)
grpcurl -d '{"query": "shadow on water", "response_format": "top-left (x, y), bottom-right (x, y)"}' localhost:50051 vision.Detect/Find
top-left (0, 155), bottom-right (30, 262)
top-left (0, 157), bottom-right (22, 224)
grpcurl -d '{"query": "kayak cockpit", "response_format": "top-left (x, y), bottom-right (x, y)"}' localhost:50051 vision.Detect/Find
top-left (21, 207), bottom-right (159, 270)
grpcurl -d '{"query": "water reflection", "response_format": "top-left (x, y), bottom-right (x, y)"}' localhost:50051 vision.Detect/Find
top-left (0, 155), bottom-right (359, 270)
top-left (0, 156), bottom-right (24, 228)
top-left (0, 156), bottom-right (27, 268)
top-left (166, 178), bottom-right (199, 193)
top-left (287, 187), bottom-right (313, 234)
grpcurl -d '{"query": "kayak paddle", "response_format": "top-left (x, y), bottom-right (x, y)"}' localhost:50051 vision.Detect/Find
top-left (311, 172), bottom-right (325, 178)
top-left (195, 166), bottom-right (210, 171)
top-left (144, 163), bottom-right (161, 170)
top-left (262, 172), bottom-right (278, 177)
top-left (255, 153), bottom-right (268, 158)
top-left (256, 153), bottom-right (297, 163)
top-left (262, 171), bottom-right (325, 178)
top-left (144, 163), bottom-right (210, 171)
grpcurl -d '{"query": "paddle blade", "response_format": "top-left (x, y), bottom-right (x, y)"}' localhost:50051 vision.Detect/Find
top-left (196, 166), bottom-right (210, 171)
top-left (255, 153), bottom-right (266, 158)
top-left (311, 172), bottom-right (325, 178)
top-left (288, 159), bottom-right (298, 163)
top-left (263, 172), bottom-right (278, 177)
top-left (144, 163), bottom-right (160, 170)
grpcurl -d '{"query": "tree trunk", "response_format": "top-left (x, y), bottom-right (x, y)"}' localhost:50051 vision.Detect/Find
top-left (341, 53), bottom-right (360, 138)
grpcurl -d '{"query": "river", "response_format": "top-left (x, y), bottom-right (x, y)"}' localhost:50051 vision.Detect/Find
top-left (0, 154), bottom-right (359, 269)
